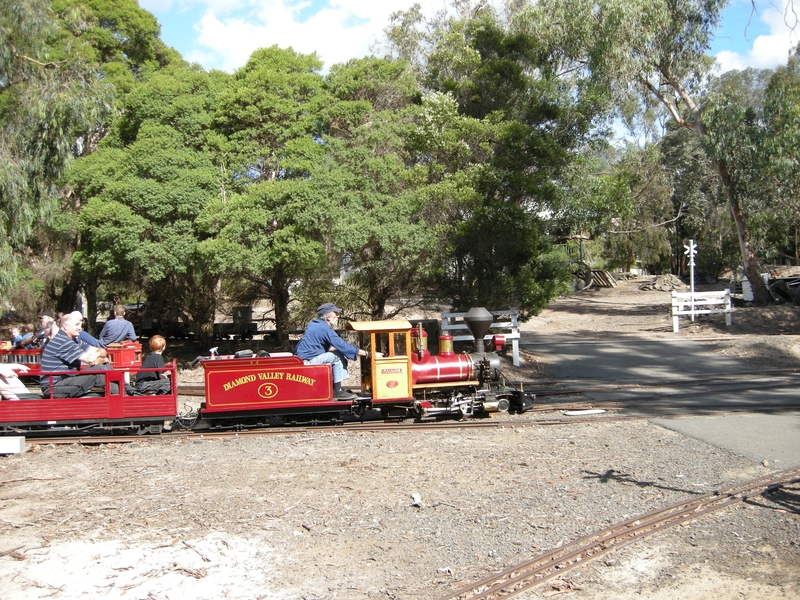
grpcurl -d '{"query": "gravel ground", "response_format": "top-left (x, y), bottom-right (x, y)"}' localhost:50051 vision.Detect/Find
top-left (1, 277), bottom-right (799, 599)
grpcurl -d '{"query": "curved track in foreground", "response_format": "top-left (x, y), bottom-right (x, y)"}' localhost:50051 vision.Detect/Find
top-left (439, 467), bottom-right (800, 600)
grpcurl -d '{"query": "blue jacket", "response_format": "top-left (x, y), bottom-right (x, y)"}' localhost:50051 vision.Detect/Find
top-left (98, 318), bottom-right (136, 345)
top-left (294, 318), bottom-right (359, 361)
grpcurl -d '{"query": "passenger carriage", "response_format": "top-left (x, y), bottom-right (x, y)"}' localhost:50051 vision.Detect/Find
top-left (0, 361), bottom-right (178, 435)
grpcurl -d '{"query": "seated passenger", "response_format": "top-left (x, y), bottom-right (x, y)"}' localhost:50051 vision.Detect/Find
top-left (294, 302), bottom-right (367, 400)
top-left (39, 313), bottom-right (123, 398)
top-left (98, 304), bottom-right (137, 346)
top-left (14, 323), bottom-right (35, 348)
top-left (9, 327), bottom-right (25, 348)
top-left (0, 363), bottom-right (31, 401)
top-left (135, 335), bottom-right (171, 395)
top-left (33, 311), bottom-right (57, 349)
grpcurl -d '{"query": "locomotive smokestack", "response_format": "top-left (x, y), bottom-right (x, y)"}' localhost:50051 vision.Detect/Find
top-left (464, 307), bottom-right (493, 356)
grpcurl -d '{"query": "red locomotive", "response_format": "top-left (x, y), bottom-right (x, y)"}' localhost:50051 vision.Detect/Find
top-left (0, 309), bottom-right (533, 435)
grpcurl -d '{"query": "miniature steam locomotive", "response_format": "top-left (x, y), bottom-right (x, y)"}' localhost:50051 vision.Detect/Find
top-left (0, 308), bottom-right (534, 436)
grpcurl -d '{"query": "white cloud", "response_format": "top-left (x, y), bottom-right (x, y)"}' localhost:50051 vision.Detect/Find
top-left (715, 0), bottom-right (799, 72)
top-left (157, 0), bottom-right (449, 72)
top-left (140, 0), bottom-right (249, 13)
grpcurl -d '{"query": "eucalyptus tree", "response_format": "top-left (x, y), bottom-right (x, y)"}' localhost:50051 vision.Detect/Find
top-left (602, 144), bottom-right (674, 273)
top-left (382, 5), bottom-right (600, 316)
top-left (509, 0), bottom-right (774, 301)
top-left (659, 126), bottom-right (738, 278)
top-left (2, 0), bottom-right (181, 319)
top-left (699, 67), bottom-right (784, 275)
top-left (0, 0), bottom-right (110, 293)
top-left (763, 51), bottom-right (800, 262)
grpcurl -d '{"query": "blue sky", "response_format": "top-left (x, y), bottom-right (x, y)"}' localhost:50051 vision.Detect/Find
top-left (140, 0), bottom-right (798, 73)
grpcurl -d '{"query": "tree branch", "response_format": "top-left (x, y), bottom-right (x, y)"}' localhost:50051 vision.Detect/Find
top-left (18, 55), bottom-right (66, 69)
top-left (608, 206), bottom-right (684, 235)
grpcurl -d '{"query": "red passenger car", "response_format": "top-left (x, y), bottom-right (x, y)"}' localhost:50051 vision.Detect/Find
top-left (0, 362), bottom-right (177, 435)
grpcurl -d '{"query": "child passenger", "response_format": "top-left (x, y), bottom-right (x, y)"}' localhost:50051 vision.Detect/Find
top-left (9, 327), bottom-right (31, 348)
top-left (135, 335), bottom-right (171, 394)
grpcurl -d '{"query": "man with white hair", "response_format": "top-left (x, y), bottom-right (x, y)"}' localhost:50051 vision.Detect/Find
top-left (39, 312), bottom-right (118, 398)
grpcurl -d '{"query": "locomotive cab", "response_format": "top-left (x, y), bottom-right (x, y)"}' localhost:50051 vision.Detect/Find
top-left (346, 320), bottom-right (413, 403)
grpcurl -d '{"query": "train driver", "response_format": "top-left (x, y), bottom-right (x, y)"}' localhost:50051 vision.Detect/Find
top-left (294, 303), bottom-right (367, 400)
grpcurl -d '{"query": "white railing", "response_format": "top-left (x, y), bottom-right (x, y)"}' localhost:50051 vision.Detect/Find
top-left (440, 309), bottom-right (520, 367)
top-left (671, 290), bottom-right (732, 333)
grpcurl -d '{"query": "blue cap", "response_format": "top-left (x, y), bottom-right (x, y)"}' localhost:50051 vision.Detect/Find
top-left (317, 302), bottom-right (342, 317)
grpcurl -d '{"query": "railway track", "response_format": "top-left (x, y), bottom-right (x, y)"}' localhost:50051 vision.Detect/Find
top-left (25, 389), bottom-right (800, 445)
top-left (24, 419), bottom-right (509, 445)
top-left (521, 369), bottom-right (800, 397)
top-left (18, 368), bottom-right (800, 445)
top-left (439, 467), bottom-right (800, 600)
top-left (174, 368), bottom-right (800, 398)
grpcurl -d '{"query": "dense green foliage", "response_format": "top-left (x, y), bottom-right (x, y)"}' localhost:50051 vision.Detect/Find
top-left (2, 0), bottom-right (797, 332)
top-left (70, 63), bottom-right (227, 340)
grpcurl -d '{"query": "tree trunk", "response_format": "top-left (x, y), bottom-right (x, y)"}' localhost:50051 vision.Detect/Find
top-left (84, 272), bottom-right (99, 336)
top-left (57, 272), bottom-right (81, 315)
top-left (185, 271), bottom-right (218, 348)
top-left (625, 241), bottom-right (633, 273)
top-left (367, 268), bottom-right (388, 320)
top-left (653, 77), bottom-right (772, 303)
top-left (716, 159), bottom-right (772, 303)
top-left (270, 266), bottom-right (292, 350)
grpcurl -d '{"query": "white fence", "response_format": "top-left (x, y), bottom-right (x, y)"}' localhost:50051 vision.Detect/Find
top-left (671, 290), bottom-right (732, 333)
top-left (440, 309), bottom-right (521, 367)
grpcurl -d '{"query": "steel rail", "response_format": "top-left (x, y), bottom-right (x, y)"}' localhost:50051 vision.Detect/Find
top-left (519, 367), bottom-right (800, 388)
top-left (528, 380), bottom-right (800, 407)
top-left (21, 393), bottom-right (800, 445)
top-left (521, 333), bottom-right (800, 347)
top-left (439, 467), bottom-right (800, 600)
top-left (26, 394), bottom-right (800, 445)
top-left (171, 369), bottom-right (800, 397)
